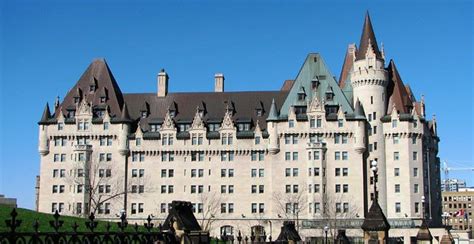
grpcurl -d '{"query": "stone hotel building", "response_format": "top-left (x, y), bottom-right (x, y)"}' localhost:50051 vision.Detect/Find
top-left (37, 13), bottom-right (442, 239)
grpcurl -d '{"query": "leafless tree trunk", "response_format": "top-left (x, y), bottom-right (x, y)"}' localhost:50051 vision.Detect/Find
top-left (197, 190), bottom-right (225, 232)
top-left (66, 154), bottom-right (153, 217)
top-left (272, 185), bottom-right (308, 231)
top-left (320, 194), bottom-right (361, 239)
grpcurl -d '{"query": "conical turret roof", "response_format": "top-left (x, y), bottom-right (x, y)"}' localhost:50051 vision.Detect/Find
top-left (356, 12), bottom-right (383, 61)
top-left (386, 60), bottom-right (413, 114)
top-left (116, 103), bottom-right (133, 123)
top-left (267, 98), bottom-right (279, 121)
top-left (38, 103), bottom-right (52, 124)
top-left (353, 99), bottom-right (366, 120)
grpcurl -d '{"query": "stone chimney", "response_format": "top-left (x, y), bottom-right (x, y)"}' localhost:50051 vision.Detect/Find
top-left (158, 69), bottom-right (169, 97)
top-left (214, 73), bottom-right (224, 92)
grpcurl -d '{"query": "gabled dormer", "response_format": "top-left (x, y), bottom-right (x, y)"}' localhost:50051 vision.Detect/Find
top-left (89, 76), bottom-right (98, 93)
top-left (140, 102), bottom-right (150, 118)
top-left (161, 109), bottom-right (176, 132)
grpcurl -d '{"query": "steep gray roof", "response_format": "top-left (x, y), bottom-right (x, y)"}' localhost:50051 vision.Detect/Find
top-left (123, 91), bottom-right (287, 132)
top-left (57, 59), bottom-right (124, 118)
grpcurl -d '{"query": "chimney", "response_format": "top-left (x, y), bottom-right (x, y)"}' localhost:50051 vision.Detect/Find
top-left (214, 73), bottom-right (224, 92)
top-left (158, 69), bottom-right (169, 97)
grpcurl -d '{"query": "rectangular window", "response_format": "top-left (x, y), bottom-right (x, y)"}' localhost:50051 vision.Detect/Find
top-left (342, 168), bottom-right (348, 176)
top-left (316, 118), bottom-right (322, 128)
top-left (392, 120), bottom-right (398, 128)
top-left (413, 152), bottom-right (418, 161)
top-left (414, 184), bottom-right (419, 193)
top-left (285, 152), bottom-right (291, 161)
top-left (338, 119), bottom-right (343, 128)
top-left (259, 203), bottom-right (265, 213)
top-left (394, 168), bottom-right (400, 176)
top-left (335, 151), bottom-right (341, 160)
top-left (395, 184), bottom-right (400, 193)
top-left (335, 134), bottom-right (340, 144)
top-left (292, 152), bottom-right (298, 161)
top-left (310, 118), bottom-right (316, 128)
top-left (395, 202), bottom-right (401, 213)
top-left (251, 169), bottom-right (257, 177)
top-left (251, 203), bottom-right (257, 213)
top-left (285, 168), bottom-right (291, 177)
top-left (415, 202), bottom-right (420, 213)
top-left (255, 136), bottom-right (260, 145)
top-left (413, 168), bottom-right (418, 177)
top-left (393, 152), bottom-right (400, 161)
top-left (342, 151), bottom-right (348, 160)
top-left (288, 120), bottom-right (294, 128)
top-left (412, 136), bottom-right (417, 144)
top-left (343, 184), bottom-right (349, 193)
top-left (393, 135), bottom-right (399, 144)
top-left (259, 169), bottom-right (264, 177)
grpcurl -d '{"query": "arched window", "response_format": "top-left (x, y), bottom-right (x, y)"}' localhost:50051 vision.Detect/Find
top-left (220, 225), bottom-right (234, 240)
top-left (251, 225), bottom-right (265, 237)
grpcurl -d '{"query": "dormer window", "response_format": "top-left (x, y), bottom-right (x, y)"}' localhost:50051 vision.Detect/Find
top-left (150, 124), bottom-right (161, 132)
top-left (298, 93), bottom-right (305, 101)
top-left (326, 93), bottom-right (334, 101)
top-left (67, 110), bottom-right (75, 118)
top-left (294, 106), bottom-right (307, 116)
top-left (100, 97), bottom-right (106, 103)
top-left (178, 123), bottom-right (191, 132)
top-left (169, 111), bottom-right (176, 118)
top-left (96, 110), bottom-right (105, 118)
top-left (237, 123), bottom-right (251, 132)
top-left (256, 109), bottom-right (263, 117)
top-left (141, 111), bottom-right (148, 118)
top-left (74, 97), bottom-right (80, 104)
top-left (208, 123), bottom-right (220, 132)
top-left (89, 85), bottom-right (96, 92)
top-left (297, 87), bottom-right (306, 101)
top-left (311, 79), bottom-right (320, 90)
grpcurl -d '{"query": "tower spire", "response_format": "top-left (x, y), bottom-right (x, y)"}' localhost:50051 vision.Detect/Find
top-left (356, 12), bottom-right (383, 60)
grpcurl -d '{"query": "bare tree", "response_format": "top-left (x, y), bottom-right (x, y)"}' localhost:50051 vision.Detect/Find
top-left (67, 154), bottom-right (153, 217)
top-left (319, 193), bottom-right (361, 239)
top-left (272, 185), bottom-right (308, 230)
top-left (196, 190), bottom-right (225, 231)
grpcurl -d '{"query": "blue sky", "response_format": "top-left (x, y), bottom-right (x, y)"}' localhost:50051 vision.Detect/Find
top-left (0, 0), bottom-right (472, 209)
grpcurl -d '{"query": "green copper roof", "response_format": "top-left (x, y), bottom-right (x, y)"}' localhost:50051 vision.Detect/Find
top-left (266, 98), bottom-right (279, 121)
top-left (280, 53), bottom-right (354, 118)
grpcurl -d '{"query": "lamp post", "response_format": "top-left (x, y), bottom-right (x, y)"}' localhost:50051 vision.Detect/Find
top-left (421, 196), bottom-right (426, 222)
top-left (324, 225), bottom-right (329, 244)
top-left (371, 160), bottom-right (378, 202)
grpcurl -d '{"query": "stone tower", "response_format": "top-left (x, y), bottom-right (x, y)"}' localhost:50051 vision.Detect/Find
top-left (350, 12), bottom-right (389, 213)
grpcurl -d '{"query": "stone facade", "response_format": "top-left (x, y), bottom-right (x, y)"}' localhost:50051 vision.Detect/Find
top-left (36, 13), bottom-right (442, 241)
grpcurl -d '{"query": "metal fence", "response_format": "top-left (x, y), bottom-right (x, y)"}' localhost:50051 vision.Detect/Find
top-left (0, 208), bottom-right (183, 244)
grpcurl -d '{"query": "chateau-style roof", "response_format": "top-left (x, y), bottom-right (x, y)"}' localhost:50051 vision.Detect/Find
top-left (124, 91), bottom-right (287, 132)
top-left (361, 200), bottom-right (390, 231)
top-left (280, 53), bottom-right (354, 118)
top-left (338, 45), bottom-right (355, 89)
top-left (355, 12), bottom-right (383, 61)
top-left (57, 58), bottom-right (124, 118)
top-left (38, 103), bottom-right (53, 125)
top-left (386, 60), bottom-right (414, 114)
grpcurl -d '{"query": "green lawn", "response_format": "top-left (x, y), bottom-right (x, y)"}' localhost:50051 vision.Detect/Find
top-left (0, 204), bottom-right (153, 233)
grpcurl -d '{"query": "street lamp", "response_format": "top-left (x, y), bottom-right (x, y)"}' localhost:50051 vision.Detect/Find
top-left (371, 160), bottom-right (378, 201)
top-left (421, 196), bottom-right (425, 221)
top-left (324, 225), bottom-right (329, 244)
